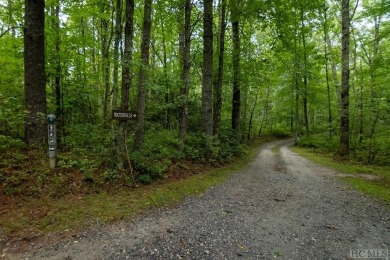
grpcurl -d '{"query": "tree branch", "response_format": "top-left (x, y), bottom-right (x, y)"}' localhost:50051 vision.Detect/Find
top-left (0, 27), bottom-right (21, 38)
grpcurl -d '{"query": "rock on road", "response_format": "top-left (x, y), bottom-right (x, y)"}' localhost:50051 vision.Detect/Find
top-left (12, 140), bottom-right (390, 259)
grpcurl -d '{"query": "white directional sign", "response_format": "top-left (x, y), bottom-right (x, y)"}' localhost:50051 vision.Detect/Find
top-left (112, 110), bottom-right (138, 120)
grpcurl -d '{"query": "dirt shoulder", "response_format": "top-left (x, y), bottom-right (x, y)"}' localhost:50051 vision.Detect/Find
top-left (3, 140), bottom-right (390, 259)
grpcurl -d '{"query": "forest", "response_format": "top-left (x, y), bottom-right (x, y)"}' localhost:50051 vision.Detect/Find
top-left (0, 0), bottom-right (389, 193)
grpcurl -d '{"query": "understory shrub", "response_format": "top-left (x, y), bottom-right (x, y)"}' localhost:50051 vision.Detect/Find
top-left (131, 129), bottom-right (182, 182)
top-left (183, 130), bottom-right (243, 163)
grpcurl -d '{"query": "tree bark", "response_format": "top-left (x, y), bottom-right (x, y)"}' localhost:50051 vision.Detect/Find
top-left (202, 0), bottom-right (213, 136)
top-left (101, 3), bottom-right (113, 123)
top-left (213, 0), bottom-right (226, 137)
top-left (231, 0), bottom-right (240, 140)
top-left (134, 0), bottom-right (152, 151)
top-left (112, 0), bottom-right (123, 110)
top-left (321, 5), bottom-right (333, 139)
top-left (24, 0), bottom-right (47, 146)
top-left (248, 93), bottom-right (258, 141)
top-left (121, 0), bottom-right (134, 112)
top-left (179, 0), bottom-right (192, 142)
top-left (300, 8), bottom-right (309, 135)
top-left (115, 0), bottom-right (134, 168)
top-left (339, 0), bottom-right (350, 158)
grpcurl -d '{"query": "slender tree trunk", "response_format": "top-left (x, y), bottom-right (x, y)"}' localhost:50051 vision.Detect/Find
top-left (24, 0), bottom-right (47, 146)
top-left (300, 8), bottom-right (309, 135)
top-left (248, 93), bottom-right (258, 141)
top-left (293, 9), bottom-right (301, 143)
top-left (134, 0), bottom-right (152, 151)
top-left (202, 0), bottom-right (213, 136)
top-left (213, 0), bottom-right (226, 137)
top-left (121, 0), bottom-right (134, 112)
top-left (358, 61), bottom-right (364, 145)
top-left (339, 0), bottom-right (351, 158)
top-left (115, 0), bottom-right (135, 168)
top-left (322, 5), bottom-right (333, 139)
top-left (179, 0), bottom-right (192, 142)
top-left (160, 15), bottom-right (171, 129)
top-left (112, 0), bottom-right (123, 110)
top-left (258, 85), bottom-right (270, 136)
top-left (101, 4), bottom-right (113, 123)
top-left (327, 38), bottom-right (341, 108)
top-left (231, 0), bottom-right (241, 140)
top-left (50, 0), bottom-right (62, 147)
top-left (367, 15), bottom-right (380, 163)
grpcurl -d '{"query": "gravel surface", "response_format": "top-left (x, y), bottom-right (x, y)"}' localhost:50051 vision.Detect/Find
top-left (3, 140), bottom-right (390, 259)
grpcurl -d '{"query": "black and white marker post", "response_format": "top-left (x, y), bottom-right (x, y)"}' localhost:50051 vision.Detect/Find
top-left (47, 114), bottom-right (57, 169)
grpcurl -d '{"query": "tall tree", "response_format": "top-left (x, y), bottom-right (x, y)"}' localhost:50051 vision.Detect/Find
top-left (231, 0), bottom-right (241, 139)
top-left (321, 4), bottom-right (334, 139)
top-left (213, 0), bottom-right (227, 137)
top-left (115, 0), bottom-right (134, 168)
top-left (100, 1), bottom-right (112, 123)
top-left (53, 0), bottom-right (62, 146)
top-left (112, 0), bottom-right (123, 110)
top-left (202, 0), bottom-right (213, 136)
top-left (179, 0), bottom-right (192, 142)
top-left (134, 0), bottom-right (153, 150)
top-left (24, 0), bottom-right (46, 146)
top-left (300, 7), bottom-right (309, 135)
top-left (339, 0), bottom-right (351, 157)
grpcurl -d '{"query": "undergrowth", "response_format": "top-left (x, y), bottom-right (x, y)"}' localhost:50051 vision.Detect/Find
top-left (0, 132), bottom-right (270, 238)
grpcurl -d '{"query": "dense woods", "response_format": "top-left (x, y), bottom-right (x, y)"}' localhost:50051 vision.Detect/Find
top-left (0, 0), bottom-right (389, 190)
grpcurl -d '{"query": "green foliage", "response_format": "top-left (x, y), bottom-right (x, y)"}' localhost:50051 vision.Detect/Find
top-left (297, 135), bottom-right (338, 150)
top-left (131, 129), bottom-right (182, 181)
top-left (183, 131), bottom-right (243, 163)
top-left (0, 135), bottom-right (25, 149)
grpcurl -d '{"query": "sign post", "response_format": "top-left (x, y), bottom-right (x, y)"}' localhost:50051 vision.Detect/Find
top-left (47, 114), bottom-right (56, 169)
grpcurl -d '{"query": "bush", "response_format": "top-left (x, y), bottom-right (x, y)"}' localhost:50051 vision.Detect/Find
top-left (0, 135), bottom-right (25, 149)
top-left (183, 130), bottom-right (242, 163)
top-left (297, 135), bottom-right (337, 150)
top-left (131, 129), bottom-right (182, 181)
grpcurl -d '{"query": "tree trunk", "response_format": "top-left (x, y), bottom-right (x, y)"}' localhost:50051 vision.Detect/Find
top-left (49, 0), bottom-right (62, 147)
top-left (121, 0), bottom-right (134, 112)
top-left (231, 0), bottom-right (240, 140)
top-left (134, 0), bottom-right (152, 151)
top-left (213, 0), bottom-right (226, 137)
top-left (202, 0), bottom-right (213, 136)
top-left (248, 93), bottom-right (258, 141)
top-left (101, 4), bottom-right (112, 123)
top-left (367, 15), bottom-right (381, 163)
top-left (339, 0), bottom-right (350, 158)
top-left (258, 84), bottom-right (270, 136)
top-left (115, 0), bottom-right (135, 168)
top-left (112, 0), bottom-right (123, 110)
top-left (179, 0), bottom-right (192, 142)
top-left (322, 5), bottom-right (333, 139)
top-left (300, 8), bottom-right (309, 135)
top-left (24, 0), bottom-right (47, 146)
top-left (327, 38), bottom-right (341, 108)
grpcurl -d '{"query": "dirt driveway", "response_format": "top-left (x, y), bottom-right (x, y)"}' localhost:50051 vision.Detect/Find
top-left (7, 140), bottom-right (390, 259)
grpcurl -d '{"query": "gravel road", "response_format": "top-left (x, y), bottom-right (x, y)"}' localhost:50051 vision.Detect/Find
top-left (5, 140), bottom-right (390, 259)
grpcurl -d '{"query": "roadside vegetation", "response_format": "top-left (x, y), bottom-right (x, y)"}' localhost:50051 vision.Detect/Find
top-left (0, 135), bottom-right (271, 240)
top-left (293, 135), bottom-right (390, 203)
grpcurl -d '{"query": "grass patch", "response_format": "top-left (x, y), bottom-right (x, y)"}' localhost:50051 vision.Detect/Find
top-left (343, 178), bottom-right (390, 202)
top-left (0, 137), bottom-right (270, 239)
top-left (291, 146), bottom-right (390, 203)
